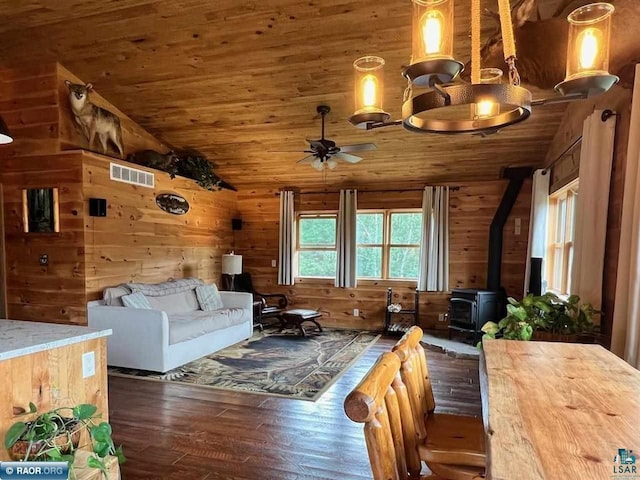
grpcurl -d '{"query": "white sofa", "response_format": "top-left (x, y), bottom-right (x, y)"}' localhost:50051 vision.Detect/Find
top-left (87, 278), bottom-right (253, 373)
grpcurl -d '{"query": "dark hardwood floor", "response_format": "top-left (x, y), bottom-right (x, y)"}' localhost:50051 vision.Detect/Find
top-left (108, 336), bottom-right (481, 479)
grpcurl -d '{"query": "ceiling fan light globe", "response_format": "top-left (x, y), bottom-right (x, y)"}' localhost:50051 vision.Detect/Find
top-left (327, 159), bottom-right (338, 170)
top-left (311, 158), bottom-right (323, 171)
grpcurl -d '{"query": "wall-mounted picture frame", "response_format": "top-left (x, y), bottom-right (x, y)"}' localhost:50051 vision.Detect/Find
top-left (22, 188), bottom-right (60, 233)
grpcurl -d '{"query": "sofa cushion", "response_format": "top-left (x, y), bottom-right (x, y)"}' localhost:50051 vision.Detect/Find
top-left (103, 285), bottom-right (131, 307)
top-left (167, 308), bottom-right (247, 345)
top-left (126, 278), bottom-right (204, 297)
top-left (195, 284), bottom-right (224, 311)
top-left (147, 290), bottom-right (200, 314)
top-left (121, 292), bottom-right (152, 309)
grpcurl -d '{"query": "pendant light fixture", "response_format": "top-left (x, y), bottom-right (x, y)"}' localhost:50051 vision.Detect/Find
top-left (555, 2), bottom-right (618, 97)
top-left (0, 115), bottom-right (13, 144)
top-left (349, 0), bottom-right (618, 135)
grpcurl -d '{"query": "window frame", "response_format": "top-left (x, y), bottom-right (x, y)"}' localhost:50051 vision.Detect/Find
top-left (357, 208), bottom-right (422, 281)
top-left (295, 208), bottom-right (422, 281)
top-left (296, 211), bottom-right (338, 279)
top-left (545, 180), bottom-right (578, 296)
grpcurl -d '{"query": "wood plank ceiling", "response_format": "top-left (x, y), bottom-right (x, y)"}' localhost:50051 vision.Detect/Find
top-left (0, 0), bottom-right (570, 189)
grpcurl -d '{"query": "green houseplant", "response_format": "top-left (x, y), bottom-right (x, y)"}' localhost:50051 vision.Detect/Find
top-left (4, 403), bottom-right (125, 478)
top-left (479, 292), bottom-right (598, 347)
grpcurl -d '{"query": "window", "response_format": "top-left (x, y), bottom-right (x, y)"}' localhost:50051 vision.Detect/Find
top-left (296, 209), bottom-right (422, 280)
top-left (545, 181), bottom-right (578, 296)
top-left (297, 213), bottom-right (337, 278)
top-left (357, 210), bottom-right (422, 280)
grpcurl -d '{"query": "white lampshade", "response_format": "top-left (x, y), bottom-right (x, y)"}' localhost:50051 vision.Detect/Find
top-left (222, 253), bottom-right (243, 275)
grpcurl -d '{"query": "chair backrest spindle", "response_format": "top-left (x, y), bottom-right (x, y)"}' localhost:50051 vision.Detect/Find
top-left (345, 352), bottom-right (421, 480)
top-left (392, 326), bottom-right (436, 440)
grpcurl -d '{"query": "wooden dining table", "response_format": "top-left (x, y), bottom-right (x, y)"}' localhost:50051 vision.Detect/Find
top-left (480, 340), bottom-right (640, 480)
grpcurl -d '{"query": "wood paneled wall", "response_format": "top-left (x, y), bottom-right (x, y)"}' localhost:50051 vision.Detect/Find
top-left (2, 152), bottom-right (87, 324)
top-left (1, 151), bottom-right (238, 323)
top-left (0, 63), bottom-right (167, 160)
top-left (545, 85), bottom-right (633, 344)
top-left (0, 338), bottom-right (108, 461)
top-left (0, 64), bottom-right (61, 157)
top-left (0, 63), bottom-right (237, 324)
top-left (83, 152), bottom-right (237, 300)
top-left (57, 64), bottom-right (169, 158)
top-left (235, 181), bottom-right (531, 331)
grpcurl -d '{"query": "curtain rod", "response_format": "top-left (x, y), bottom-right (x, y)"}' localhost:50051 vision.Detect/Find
top-left (542, 135), bottom-right (583, 175)
top-left (542, 108), bottom-right (618, 175)
top-left (274, 186), bottom-right (461, 196)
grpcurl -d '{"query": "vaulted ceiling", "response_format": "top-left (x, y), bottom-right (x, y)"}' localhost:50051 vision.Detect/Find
top-left (0, 0), bottom-right (575, 189)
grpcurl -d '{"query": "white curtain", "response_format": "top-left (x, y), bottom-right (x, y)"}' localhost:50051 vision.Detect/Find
top-left (523, 169), bottom-right (550, 296)
top-left (278, 190), bottom-right (295, 286)
top-left (418, 186), bottom-right (449, 291)
top-left (570, 109), bottom-right (616, 311)
top-left (611, 64), bottom-right (640, 367)
top-left (335, 189), bottom-right (357, 288)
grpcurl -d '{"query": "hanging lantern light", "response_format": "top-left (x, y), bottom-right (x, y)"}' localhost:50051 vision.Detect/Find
top-left (472, 68), bottom-right (503, 120)
top-left (349, 56), bottom-right (391, 128)
top-left (348, 0), bottom-right (617, 135)
top-left (403, 0), bottom-right (463, 86)
top-left (555, 3), bottom-right (618, 97)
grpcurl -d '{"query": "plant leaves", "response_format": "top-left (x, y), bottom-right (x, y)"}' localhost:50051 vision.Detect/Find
top-left (481, 321), bottom-right (500, 335)
top-left (28, 402), bottom-right (37, 414)
top-left (73, 404), bottom-right (97, 420)
top-left (4, 422), bottom-right (27, 448)
top-left (115, 445), bottom-right (126, 464)
top-left (93, 442), bottom-right (111, 458)
top-left (87, 454), bottom-right (107, 475)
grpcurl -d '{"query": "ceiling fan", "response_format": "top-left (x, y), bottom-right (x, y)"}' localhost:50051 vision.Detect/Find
top-left (296, 105), bottom-right (376, 171)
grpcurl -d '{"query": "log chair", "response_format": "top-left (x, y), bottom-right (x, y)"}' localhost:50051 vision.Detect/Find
top-left (392, 326), bottom-right (486, 480)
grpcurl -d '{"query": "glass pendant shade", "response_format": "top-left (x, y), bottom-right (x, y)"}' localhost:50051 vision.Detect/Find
top-left (350, 56), bottom-right (391, 128)
top-left (556, 3), bottom-right (618, 97)
top-left (353, 56), bottom-right (386, 115)
top-left (404, 0), bottom-right (462, 86)
top-left (411, 0), bottom-right (454, 63)
top-left (472, 68), bottom-right (503, 119)
top-left (565, 3), bottom-right (613, 80)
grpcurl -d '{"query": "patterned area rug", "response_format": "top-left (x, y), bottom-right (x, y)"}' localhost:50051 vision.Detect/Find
top-left (108, 328), bottom-right (380, 401)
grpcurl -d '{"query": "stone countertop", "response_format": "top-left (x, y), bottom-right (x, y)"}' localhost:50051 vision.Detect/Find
top-left (0, 319), bottom-right (111, 361)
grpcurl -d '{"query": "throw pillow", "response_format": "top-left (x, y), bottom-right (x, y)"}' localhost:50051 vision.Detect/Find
top-left (196, 284), bottom-right (224, 311)
top-left (121, 292), bottom-right (152, 309)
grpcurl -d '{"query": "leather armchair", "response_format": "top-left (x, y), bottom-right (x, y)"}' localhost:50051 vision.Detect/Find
top-left (233, 273), bottom-right (288, 329)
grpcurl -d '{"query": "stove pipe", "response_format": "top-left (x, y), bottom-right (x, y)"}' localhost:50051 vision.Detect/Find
top-left (487, 167), bottom-right (533, 291)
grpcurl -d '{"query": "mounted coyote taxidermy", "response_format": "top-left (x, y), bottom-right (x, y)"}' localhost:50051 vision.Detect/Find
top-left (64, 80), bottom-right (124, 157)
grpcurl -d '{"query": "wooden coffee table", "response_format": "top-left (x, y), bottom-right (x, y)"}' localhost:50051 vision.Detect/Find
top-left (280, 309), bottom-right (323, 337)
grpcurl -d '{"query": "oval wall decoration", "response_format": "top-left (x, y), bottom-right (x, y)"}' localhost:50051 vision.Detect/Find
top-left (156, 193), bottom-right (190, 215)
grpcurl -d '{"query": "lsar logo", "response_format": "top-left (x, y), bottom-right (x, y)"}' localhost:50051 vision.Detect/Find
top-left (613, 449), bottom-right (639, 479)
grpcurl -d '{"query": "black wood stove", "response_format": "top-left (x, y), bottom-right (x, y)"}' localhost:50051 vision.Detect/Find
top-left (448, 288), bottom-right (502, 343)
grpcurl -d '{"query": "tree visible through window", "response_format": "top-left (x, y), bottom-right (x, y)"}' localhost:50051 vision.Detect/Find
top-left (297, 209), bottom-right (422, 280)
top-left (297, 213), bottom-right (337, 277)
top-left (356, 210), bottom-right (421, 280)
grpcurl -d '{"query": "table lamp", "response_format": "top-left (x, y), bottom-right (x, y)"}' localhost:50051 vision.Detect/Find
top-left (222, 252), bottom-right (243, 290)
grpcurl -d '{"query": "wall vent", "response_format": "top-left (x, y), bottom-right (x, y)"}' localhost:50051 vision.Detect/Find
top-left (110, 162), bottom-right (154, 188)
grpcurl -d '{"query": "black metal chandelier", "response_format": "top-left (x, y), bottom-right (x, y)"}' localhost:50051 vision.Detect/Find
top-left (349, 0), bottom-right (618, 136)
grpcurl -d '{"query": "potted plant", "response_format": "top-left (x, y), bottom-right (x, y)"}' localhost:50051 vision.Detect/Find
top-left (478, 292), bottom-right (598, 348)
top-left (4, 403), bottom-right (125, 478)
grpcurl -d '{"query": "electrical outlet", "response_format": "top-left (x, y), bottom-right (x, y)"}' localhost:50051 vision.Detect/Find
top-left (438, 313), bottom-right (446, 322)
top-left (353, 308), bottom-right (359, 317)
top-left (271, 259), bottom-right (277, 268)
top-left (515, 218), bottom-right (522, 235)
top-left (82, 351), bottom-right (95, 378)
